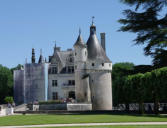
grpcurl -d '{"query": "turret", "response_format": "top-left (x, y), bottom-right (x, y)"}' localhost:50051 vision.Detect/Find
top-left (31, 48), bottom-right (35, 63)
top-left (38, 49), bottom-right (44, 63)
top-left (85, 18), bottom-right (113, 110)
top-left (73, 29), bottom-right (91, 103)
top-left (74, 28), bottom-right (87, 65)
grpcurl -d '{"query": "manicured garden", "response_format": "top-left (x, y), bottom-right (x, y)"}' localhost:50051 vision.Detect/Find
top-left (0, 114), bottom-right (167, 126)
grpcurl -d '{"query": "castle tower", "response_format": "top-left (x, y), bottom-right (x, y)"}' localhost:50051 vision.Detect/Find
top-left (73, 29), bottom-right (91, 103)
top-left (86, 19), bottom-right (113, 110)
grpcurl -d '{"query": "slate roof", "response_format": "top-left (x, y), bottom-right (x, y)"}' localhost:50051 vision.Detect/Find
top-left (74, 34), bottom-right (86, 48)
top-left (86, 25), bottom-right (111, 63)
top-left (50, 50), bottom-right (74, 67)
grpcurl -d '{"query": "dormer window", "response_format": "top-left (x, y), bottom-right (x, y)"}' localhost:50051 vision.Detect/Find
top-left (52, 67), bottom-right (57, 74)
top-left (49, 66), bottom-right (57, 74)
top-left (69, 58), bottom-right (73, 62)
top-left (67, 54), bottom-right (74, 63)
top-left (67, 66), bottom-right (74, 73)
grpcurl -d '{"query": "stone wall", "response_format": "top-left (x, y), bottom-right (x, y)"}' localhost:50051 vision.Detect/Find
top-left (89, 71), bottom-right (112, 110)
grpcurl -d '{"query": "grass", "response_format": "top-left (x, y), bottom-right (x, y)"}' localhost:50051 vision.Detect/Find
top-left (0, 114), bottom-right (167, 126)
top-left (42, 126), bottom-right (167, 128)
top-left (37, 126), bottom-right (167, 128)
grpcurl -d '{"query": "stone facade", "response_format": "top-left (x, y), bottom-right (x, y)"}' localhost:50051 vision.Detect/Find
top-left (14, 22), bottom-right (113, 110)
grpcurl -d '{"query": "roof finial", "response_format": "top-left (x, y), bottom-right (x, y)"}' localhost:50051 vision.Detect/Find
top-left (79, 28), bottom-right (81, 35)
top-left (92, 16), bottom-right (95, 25)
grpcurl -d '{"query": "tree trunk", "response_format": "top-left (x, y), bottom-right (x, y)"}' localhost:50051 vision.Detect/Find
top-left (153, 93), bottom-right (159, 115)
top-left (154, 99), bottom-right (159, 114)
top-left (125, 103), bottom-right (129, 111)
top-left (139, 101), bottom-right (144, 114)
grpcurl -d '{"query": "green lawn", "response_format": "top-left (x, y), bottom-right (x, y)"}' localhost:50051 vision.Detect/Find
top-left (0, 114), bottom-right (167, 126)
top-left (39, 126), bottom-right (167, 128)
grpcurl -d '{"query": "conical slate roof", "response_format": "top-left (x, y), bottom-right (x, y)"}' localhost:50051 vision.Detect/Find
top-left (74, 29), bottom-right (86, 48)
top-left (86, 25), bottom-right (111, 62)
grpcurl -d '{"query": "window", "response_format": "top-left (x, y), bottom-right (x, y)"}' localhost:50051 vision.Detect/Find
top-left (52, 92), bottom-right (58, 100)
top-left (68, 80), bottom-right (75, 86)
top-left (68, 91), bottom-right (75, 99)
top-left (67, 66), bottom-right (74, 73)
top-left (102, 63), bottom-right (104, 66)
top-left (92, 63), bottom-right (95, 66)
top-left (75, 65), bottom-right (77, 69)
top-left (85, 51), bottom-right (87, 56)
top-left (49, 67), bottom-right (57, 74)
top-left (69, 58), bottom-right (73, 62)
top-left (67, 54), bottom-right (74, 63)
top-left (52, 80), bottom-right (57, 87)
top-left (75, 52), bottom-right (77, 56)
top-left (109, 64), bottom-right (111, 67)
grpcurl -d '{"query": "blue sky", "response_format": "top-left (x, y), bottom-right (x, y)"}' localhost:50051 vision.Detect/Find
top-left (0, 0), bottom-right (152, 68)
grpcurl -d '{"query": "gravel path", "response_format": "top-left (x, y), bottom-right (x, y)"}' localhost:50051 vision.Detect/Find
top-left (0, 122), bottom-right (167, 128)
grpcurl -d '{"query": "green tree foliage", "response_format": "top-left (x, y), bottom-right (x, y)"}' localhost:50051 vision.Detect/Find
top-left (133, 65), bottom-right (154, 74)
top-left (123, 67), bottom-right (167, 114)
top-left (4, 96), bottom-right (14, 104)
top-left (0, 65), bottom-right (13, 103)
top-left (152, 49), bottom-right (167, 68)
top-left (119, 0), bottom-right (167, 67)
top-left (10, 64), bottom-right (23, 74)
top-left (126, 73), bottom-right (146, 113)
top-left (112, 62), bottom-right (134, 106)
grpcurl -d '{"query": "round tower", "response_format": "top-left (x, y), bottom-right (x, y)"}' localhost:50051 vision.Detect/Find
top-left (86, 20), bottom-right (113, 110)
top-left (73, 29), bottom-right (91, 103)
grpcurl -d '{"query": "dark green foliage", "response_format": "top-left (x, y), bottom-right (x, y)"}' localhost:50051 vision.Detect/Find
top-left (112, 63), bottom-right (154, 108)
top-left (123, 67), bottom-right (167, 114)
top-left (4, 96), bottom-right (14, 104)
top-left (133, 65), bottom-right (154, 74)
top-left (152, 49), bottom-right (167, 68)
top-left (112, 62), bottom-right (134, 106)
top-left (119, 0), bottom-right (167, 67)
top-left (10, 64), bottom-right (23, 74)
top-left (0, 65), bottom-right (13, 103)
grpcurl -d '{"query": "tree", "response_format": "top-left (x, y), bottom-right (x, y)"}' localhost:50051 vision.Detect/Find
top-left (119, 0), bottom-right (167, 66)
top-left (4, 96), bottom-right (14, 104)
top-left (112, 62), bottom-right (134, 107)
top-left (10, 64), bottom-right (23, 74)
top-left (0, 65), bottom-right (13, 103)
top-left (130, 73), bottom-right (145, 114)
top-left (152, 49), bottom-right (167, 68)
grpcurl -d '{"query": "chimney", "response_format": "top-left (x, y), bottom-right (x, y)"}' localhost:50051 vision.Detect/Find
top-left (31, 48), bottom-right (35, 63)
top-left (100, 33), bottom-right (106, 52)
